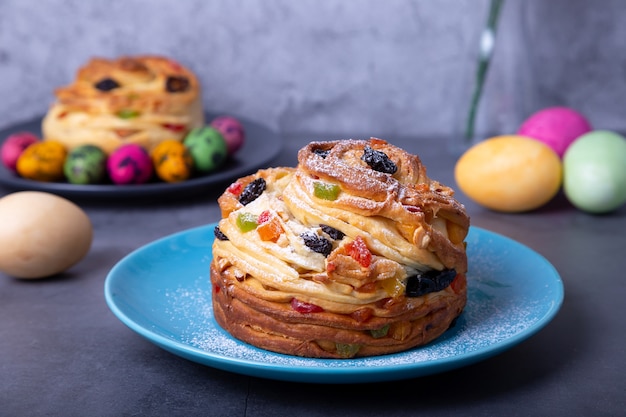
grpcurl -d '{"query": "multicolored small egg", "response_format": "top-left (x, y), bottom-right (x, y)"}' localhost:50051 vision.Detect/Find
top-left (16, 140), bottom-right (67, 182)
top-left (107, 144), bottom-right (153, 185)
top-left (454, 135), bottom-right (562, 212)
top-left (1, 131), bottom-right (40, 173)
top-left (563, 130), bottom-right (626, 214)
top-left (183, 127), bottom-right (228, 174)
top-left (518, 107), bottom-right (592, 158)
top-left (63, 145), bottom-right (108, 184)
top-left (210, 115), bottom-right (246, 155)
top-left (150, 140), bottom-right (193, 183)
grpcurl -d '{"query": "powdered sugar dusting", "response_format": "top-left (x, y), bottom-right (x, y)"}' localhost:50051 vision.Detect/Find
top-left (163, 260), bottom-right (542, 369)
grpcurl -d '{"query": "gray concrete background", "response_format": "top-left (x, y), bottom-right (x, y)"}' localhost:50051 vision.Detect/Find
top-left (1, 0), bottom-right (624, 143)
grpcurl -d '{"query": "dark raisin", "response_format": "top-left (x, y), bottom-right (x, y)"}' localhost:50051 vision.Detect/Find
top-left (405, 268), bottom-right (457, 297)
top-left (320, 224), bottom-right (345, 240)
top-left (166, 75), bottom-right (190, 93)
top-left (214, 226), bottom-right (228, 241)
top-left (301, 232), bottom-right (332, 257)
top-left (238, 178), bottom-right (266, 205)
top-left (94, 78), bottom-right (120, 91)
top-left (313, 148), bottom-right (330, 159)
top-left (361, 146), bottom-right (397, 174)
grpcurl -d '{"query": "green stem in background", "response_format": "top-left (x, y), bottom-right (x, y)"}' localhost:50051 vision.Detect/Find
top-left (464, 0), bottom-right (505, 144)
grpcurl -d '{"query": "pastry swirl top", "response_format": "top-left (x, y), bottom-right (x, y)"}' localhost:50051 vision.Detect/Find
top-left (52, 55), bottom-right (201, 115)
top-left (294, 139), bottom-right (469, 273)
top-left (41, 55), bottom-right (204, 153)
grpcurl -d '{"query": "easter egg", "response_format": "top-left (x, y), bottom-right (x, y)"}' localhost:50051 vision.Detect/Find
top-left (183, 127), bottom-right (228, 174)
top-left (0, 191), bottom-right (92, 279)
top-left (107, 144), bottom-right (153, 185)
top-left (563, 130), bottom-right (626, 214)
top-left (454, 135), bottom-right (562, 212)
top-left (210, 115), bottom-right (246, 155)
top-left (1, 131), bottom-right (39, 173)
top-left (518, 106), bottom-right (592, 158)
top-left (16, 140), bottom-right (67, 182)
top-left (63, 145), bottom-right (107, 184)
top-left (151, 140), bottom-right (193, 183)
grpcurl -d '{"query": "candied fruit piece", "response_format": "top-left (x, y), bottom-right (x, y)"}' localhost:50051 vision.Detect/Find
top-left (236, 212), bottom-right (258, 232)
top-left (117, 109), bottom-right (140, 119)
top-left (313, 181), bottom-right (340, 200)
top-left (370, 324), bottom-right (390, 339)
top-left (336, 343), bottom-right (361, 358)
top-left (380, 277), bottom-right (405, 297)
top-left (346, 236), bottom-right (371, 267)
top-left (227, 182), bottom-right (243, 196)
top-left (291, 298), bottom-right (324, 313)
top-left (257, 217), bottom-right (283, 242)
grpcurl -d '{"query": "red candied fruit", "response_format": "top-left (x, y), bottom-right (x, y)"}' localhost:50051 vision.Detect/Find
top-left (162, 123), bottom-right (186, 132)
top-left (346, 236), bottom-right (371, 268)
top-left (227, 182), bottom-right (243, 196)
top-left (291, 298), bottom-right (324, 313)
top-left (257, 210), bottom-right (271, 224)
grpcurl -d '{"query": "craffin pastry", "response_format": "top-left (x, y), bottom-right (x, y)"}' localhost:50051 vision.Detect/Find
top-left (42, 55), bottom-right (204, 154)
top-left (211, 139), bottom-right (470, 358)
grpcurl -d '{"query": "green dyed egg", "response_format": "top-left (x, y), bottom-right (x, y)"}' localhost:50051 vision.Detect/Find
top-left (563, 131), bottom-right (626, 214)
top-left (183, 127), bottom-right (228, 174)
top-left (63, 145), bottom-right (107, 184)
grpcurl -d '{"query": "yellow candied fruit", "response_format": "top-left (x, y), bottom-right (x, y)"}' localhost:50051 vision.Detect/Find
top-left (380, 277), bottom-right (406, 297)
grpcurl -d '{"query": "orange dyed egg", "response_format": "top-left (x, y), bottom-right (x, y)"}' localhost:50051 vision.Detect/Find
top-left (454, 135), bottom-right (562, 212)
top-left (16, 140), bottom-right (67, 182)
top-left (151, 139), bottom-right (193, 183)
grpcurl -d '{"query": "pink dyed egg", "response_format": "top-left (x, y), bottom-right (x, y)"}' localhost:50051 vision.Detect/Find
top-left (210, 115), bottom-right (245, 155)
top-left (1, 132), bottom-right (40, 173)
top-left (518, 107), bottom-right (592, 158)
top-left (106, 144), bottom-right (153, 185)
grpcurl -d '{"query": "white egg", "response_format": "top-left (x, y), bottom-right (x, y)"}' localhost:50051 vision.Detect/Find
top-left (0, 191), bottom-right (93, 279)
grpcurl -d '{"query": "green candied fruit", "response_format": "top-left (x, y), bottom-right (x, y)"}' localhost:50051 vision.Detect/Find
top-left (236, 212), bottom-right (258, 232)
top-left (313, 181), bottom-right (340, 200)
top-left (117, 109), bottom-right (140, 119)
top-left (335, 343), bottom-right (361, 358)
top-left (369, 324), bottom-right (390, 339)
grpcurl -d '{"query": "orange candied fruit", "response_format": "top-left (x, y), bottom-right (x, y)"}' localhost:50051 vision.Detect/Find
top-left (257, 211), bottom-right (283, 242)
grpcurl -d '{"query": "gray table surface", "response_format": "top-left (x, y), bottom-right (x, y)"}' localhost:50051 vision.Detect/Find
top-left (1, 134), bottom-right (624, 417)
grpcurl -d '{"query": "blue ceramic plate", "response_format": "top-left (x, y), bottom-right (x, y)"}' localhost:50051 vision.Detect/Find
top-left (104, 224), bottom-right (563, 383)
top-left (0, 113), bottom-right (281, 200)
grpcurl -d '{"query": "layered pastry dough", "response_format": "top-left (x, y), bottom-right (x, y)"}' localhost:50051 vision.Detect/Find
top-left (211, 139), bottom-right (470, 358)
top-left (42, 55), bottom-right (204, 154)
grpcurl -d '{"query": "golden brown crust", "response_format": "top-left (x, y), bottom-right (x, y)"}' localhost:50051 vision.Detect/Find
top-left (42, 55), bottom-right (204, 153)
top-left (211, 139), bottom-right (470, 358)
top-left (211, 263), bottom-right (467, 358)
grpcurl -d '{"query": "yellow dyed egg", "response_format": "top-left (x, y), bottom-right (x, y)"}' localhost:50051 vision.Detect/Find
top-left (0, 191), bottom-right (92, 279)
top-left (454, 135), bottom-right (562, 212)
top-left (16, 140), bottom-right (67, 182)
top-left (150, 140), bottom-right (193, 183)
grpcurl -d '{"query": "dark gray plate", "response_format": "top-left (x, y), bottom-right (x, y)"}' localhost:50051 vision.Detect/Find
top-left (0, 113), bottom-right (282, 200)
